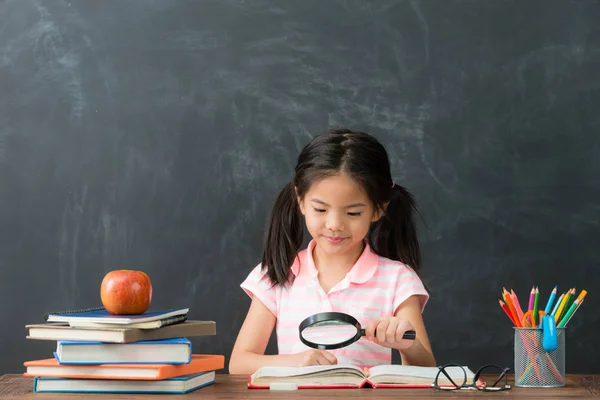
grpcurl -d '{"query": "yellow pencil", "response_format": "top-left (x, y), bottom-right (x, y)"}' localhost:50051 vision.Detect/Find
top-left (574, 289), bottom-right (588, 304)
top-left (554, 288), bottom-right (572, 323)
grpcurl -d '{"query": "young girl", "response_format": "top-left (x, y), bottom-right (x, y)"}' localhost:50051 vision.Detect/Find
top-left (229, 128), bottom-right (436, 374)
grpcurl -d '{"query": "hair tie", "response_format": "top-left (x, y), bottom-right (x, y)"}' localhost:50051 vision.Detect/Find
top-left (391, 181), bottom-right (396, 188)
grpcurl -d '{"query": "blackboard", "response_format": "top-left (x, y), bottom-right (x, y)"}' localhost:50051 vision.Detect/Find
top-left (1, 0), bottom-right (599, 375)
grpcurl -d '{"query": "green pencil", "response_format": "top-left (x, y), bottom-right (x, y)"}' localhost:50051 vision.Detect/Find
top-left (558, 290), bottom-right (587, 328)
top-left (558, 288), bottom-right (574, 325)
top-left (533, 287), bottom-right (539, 327)
top-left (564, 288), bottom-right (576, 315)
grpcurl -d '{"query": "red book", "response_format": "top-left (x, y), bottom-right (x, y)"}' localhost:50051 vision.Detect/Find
top-left (24, 354), bottom-right (224, 380)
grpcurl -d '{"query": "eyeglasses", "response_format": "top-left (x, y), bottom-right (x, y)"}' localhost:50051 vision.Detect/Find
top-left (432, 363), bottom-right (511, 391)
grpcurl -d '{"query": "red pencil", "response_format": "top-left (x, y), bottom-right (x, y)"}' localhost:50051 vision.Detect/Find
top-left (503, 289), bottom-right (522, 327)
top-left (499, 299), bottom-right (518, 326)
top-left (511, 289), bottom-right (524, 322)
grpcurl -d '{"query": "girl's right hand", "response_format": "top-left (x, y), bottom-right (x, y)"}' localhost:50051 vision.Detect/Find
top-left (295, 349), bottom-right (337, 366)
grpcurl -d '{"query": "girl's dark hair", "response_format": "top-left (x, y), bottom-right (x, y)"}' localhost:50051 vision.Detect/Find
top-left (261, 128), bottom-right (422, 286)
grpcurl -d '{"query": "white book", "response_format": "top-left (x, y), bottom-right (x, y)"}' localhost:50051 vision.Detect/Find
top-left (33, 371), bottom-right (215, 394)
top-left (55, 338), bottom-right (192, 364)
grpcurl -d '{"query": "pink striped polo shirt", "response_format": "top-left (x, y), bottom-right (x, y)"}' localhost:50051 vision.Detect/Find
top-left (240, 239), bottom-right (429, 367)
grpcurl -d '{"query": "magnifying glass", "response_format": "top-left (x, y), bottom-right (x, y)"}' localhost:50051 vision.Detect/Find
top-left (299, 311), bottom-right (416, 350)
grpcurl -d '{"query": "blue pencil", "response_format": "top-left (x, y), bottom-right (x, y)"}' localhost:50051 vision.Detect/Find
top-left (544, 286), bottom-right (557, 315)
top-left (551, 293), bottom-right (565, 316)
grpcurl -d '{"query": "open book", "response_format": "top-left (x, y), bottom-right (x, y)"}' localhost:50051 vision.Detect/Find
top-left (249, 364), bottom-right (477, 389)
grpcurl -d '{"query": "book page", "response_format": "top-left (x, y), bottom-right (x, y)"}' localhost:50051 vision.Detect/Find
top-left (252, 364), bottom-right (365, 379)
top-left (368, 365), bottom-right (474, 385)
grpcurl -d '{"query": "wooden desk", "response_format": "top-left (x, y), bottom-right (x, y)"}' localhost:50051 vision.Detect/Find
top-left (1, 374), bottom-right (598, 399)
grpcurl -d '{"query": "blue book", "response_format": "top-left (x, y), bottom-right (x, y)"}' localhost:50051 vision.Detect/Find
top-left (45, 307), bottom-right (189, 325)
top-left (33, 371), bottom-right (215, 394)
top-left (54, 338), bottom-right (192, 364)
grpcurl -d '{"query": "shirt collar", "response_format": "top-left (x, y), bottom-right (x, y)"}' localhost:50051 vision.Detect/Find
top-left (291, 239), bottom-right (379, 284)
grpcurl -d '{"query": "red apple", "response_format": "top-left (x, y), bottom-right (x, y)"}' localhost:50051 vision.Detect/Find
top-left (100, 270), bottom-right (152, 315)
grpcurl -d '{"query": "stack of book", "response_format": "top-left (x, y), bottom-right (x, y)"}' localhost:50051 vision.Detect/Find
top-left (23, 307), bottom-right (224, 394)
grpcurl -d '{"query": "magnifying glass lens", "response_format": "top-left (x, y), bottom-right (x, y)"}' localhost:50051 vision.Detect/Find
top-left (300, 320), bottom-right (358, 346)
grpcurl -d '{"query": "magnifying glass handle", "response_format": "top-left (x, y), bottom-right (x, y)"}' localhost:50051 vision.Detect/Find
top-left (403, 330), bottom-right (416, 340)
top-left (360, 329), bottom-right (416, 340)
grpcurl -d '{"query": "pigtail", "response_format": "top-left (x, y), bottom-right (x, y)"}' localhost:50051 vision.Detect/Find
top-left (367, 184), bottom-right (422, 275)
top-left (261, 181), bottom-right (304, 286)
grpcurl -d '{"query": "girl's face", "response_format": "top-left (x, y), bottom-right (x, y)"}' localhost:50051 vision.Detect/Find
top-left (297, 173), bottom-right (383, 261)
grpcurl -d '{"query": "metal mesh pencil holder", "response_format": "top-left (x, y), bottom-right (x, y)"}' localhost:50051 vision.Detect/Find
top-left (514, 327), bottom-right (565, 388)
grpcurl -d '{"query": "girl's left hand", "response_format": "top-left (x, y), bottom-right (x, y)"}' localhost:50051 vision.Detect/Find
top-left (364, 316), bottom-right (416, 350)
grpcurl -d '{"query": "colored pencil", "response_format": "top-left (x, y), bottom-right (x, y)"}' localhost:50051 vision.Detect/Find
top-left (551, 293), bottom-right (565, 316)
top-left (557, 288), bottom-right (575, 326)
top-left (499, 299), bottom-right (518, 326)
top-left (554, 288), bottom-right (571, 323)
top-left (545, 353), bottom-right (564, 384)
top-left (561, 299), bottom-right (585, 327)
top-left (520, 350), bottom-right (564, 384)
top-left (522, 334), bottom-right (543, 382)
top-left (533, 287), bottom-right (539, 326)
top-left (558, 290), bottom-right (587, 328)
top-left (503, 290), bottom-right (522, 327)
top-left (511, 289), bottom-right (524, 323)
top-left (564, 288), bottom-right (576, 315)
top-left (528, 286), bottom-right (535, 311)
top-left (520, 362), bottom-right (534, 381)
top-left (543, 286), bottom-right (557, 315)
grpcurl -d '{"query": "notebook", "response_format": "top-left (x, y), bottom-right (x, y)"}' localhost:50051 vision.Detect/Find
top-left (67, 314), bottom-right (187, 329)
top-left (55, 338), bottom-right (192, 364)
top-left (24, 354), bottom-right (224, 380)
top-left (33, 371), bottom-right (215, 394)
top-left (26, 320), bottom-right (216, 343)
top-left (248, 364), bottom-right (477, 389)
top-left (45, 307), bottom-right (189, 325)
